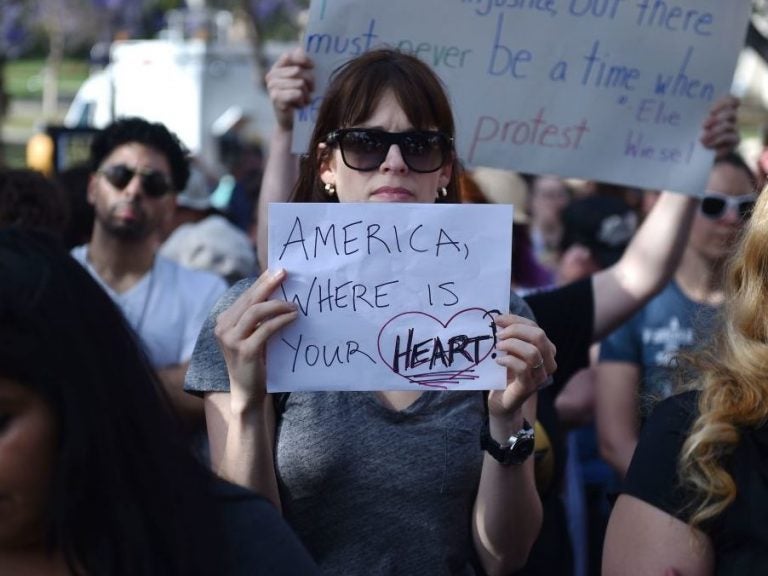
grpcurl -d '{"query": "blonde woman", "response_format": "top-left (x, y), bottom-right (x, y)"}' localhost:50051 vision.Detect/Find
top-left (602, 187), bottom-right (768, 575)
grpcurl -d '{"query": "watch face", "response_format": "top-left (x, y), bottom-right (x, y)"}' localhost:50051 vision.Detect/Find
top-left (507, 436), bottom-right (535, 464)
top-left (481, 421), bottom-right (535, 466)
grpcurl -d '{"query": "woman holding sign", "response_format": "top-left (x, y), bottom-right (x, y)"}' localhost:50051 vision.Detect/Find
top-left (187, 49), bottom-right (557, 575)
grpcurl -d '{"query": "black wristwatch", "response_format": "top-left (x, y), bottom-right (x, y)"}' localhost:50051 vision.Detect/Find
top-left (480, 417), bottom-right (535, 466)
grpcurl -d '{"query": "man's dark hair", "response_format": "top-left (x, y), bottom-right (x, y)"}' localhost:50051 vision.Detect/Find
top-left (89, 117), bottom-right (190, 192)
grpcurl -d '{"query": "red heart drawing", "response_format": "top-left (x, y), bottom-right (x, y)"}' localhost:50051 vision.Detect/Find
top-left (377, 307), bottom-right (498, 389)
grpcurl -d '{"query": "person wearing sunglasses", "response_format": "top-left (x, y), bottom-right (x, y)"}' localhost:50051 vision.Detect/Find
top-left (187, 48), bottom-right (557, 576)
top-left (70, 117), bottom-right (228, 436)
top-left (597, 152), bottom-right (758, 481)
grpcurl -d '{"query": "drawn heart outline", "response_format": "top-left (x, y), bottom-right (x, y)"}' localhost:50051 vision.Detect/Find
top-left (377, 307), bottom-right (498, 388)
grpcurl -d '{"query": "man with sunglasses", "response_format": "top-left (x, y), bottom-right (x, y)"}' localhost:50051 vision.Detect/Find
top-left (71, 117), bottom-right (228, 433)
top-left (596, 152), bottom-right (758, 480)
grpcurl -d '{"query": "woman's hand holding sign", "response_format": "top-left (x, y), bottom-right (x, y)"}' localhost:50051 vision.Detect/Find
top-left (488, 314), bottom-right (556, 419)
top-left (215, 268), bottom-right (298, 408)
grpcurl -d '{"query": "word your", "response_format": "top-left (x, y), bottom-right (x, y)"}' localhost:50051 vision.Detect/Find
top-left (282, 333), bottom-right (376, 373)
top-left (277, 217), bottom-right (469, 261)
top-left (468, 108), bottom-right (590, 163)
top-left (280, 277), bottom-right (400, 316)
top-left (624, 130), bottom-right (694, 164)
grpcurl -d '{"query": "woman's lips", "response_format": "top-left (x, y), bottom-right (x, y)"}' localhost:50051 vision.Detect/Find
top-left (370, 187), bottom-right (414, 201)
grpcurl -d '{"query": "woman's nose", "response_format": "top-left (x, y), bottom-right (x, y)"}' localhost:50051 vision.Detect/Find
top-left (379, 144), bottom-right (408, 173)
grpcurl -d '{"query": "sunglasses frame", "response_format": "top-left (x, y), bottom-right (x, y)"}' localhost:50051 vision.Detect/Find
top-left (325, 128), bottom-right (454, 173)
top-left (699, 191), bottom-right (757, 221)
top-left (98, 164), bottom-right (173, 198)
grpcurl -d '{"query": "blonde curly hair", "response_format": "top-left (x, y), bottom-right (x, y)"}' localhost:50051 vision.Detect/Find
top-left (679, 185), bottom-right (768, 527)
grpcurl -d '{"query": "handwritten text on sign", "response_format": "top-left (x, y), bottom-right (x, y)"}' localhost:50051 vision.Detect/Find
top-left (266, 203), bottom-right (513, 392)
top-left (294, 0), bottom-right (750, 195)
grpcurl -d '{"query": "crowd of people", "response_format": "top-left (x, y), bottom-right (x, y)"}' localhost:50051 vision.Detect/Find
top-left (0, 38), bottom-right (765, 576)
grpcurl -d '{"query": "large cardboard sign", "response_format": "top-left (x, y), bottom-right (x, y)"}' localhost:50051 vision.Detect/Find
top-left (267, 203), bottom-right (513, 392)
top-left (293, 0), bottom-right (750, 195)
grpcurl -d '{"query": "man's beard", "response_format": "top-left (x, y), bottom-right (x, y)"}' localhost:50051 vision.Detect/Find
top-left (99, 202), bottom-right (153, 242)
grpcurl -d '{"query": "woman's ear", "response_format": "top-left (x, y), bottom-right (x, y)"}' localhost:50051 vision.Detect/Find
top-left (318, 143), bottom-right (336, 186)
top-left (437, 156), bottom-right (453, 189)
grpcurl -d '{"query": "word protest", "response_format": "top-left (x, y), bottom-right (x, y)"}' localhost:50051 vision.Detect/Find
top-left (294, 0), bottom-right (750, 195)
top-left (266, 202), bottom-right (513, 392)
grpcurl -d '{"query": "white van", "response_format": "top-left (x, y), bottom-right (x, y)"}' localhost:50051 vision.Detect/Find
top-left (65, 38), bottom-right (281, 171)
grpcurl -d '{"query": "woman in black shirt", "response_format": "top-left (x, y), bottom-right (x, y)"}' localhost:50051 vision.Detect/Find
top-left (603, 187), bottom-right (768, 575)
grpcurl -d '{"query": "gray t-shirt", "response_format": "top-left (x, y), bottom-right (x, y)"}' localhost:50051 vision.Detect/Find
top-left (186, 278), bottom-right (535, 575)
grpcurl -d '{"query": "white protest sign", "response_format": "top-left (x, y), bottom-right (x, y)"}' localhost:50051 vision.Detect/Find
top-left (266, 203), bottom-right (513, 392)
top-left (293, 0), bottom-right (750, 195)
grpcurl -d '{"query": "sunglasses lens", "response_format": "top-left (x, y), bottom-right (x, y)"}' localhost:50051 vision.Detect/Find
top-left (400, 133), bottom-right (447, 173)
top-left (104, 165), bottom-right (134, 189)
top-left (336, 130), bottom-right (449, 173)
top-left (101, 164), bottom-right (170, 197)
top-left (701, 196), bottom-right (726, 219)
top-left (339, 130), bottom-right (388, 171)
top-left (142, 172), bottom-right (171, 197)
top-left (739, 200), bottom-right (755, 219)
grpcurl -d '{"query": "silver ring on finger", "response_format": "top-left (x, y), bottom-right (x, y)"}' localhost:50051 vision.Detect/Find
top-left (532, 359), bottom-right (544, 370)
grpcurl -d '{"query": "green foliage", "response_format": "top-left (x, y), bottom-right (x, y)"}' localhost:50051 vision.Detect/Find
top-left (4, 58), bottom-right (89, 99)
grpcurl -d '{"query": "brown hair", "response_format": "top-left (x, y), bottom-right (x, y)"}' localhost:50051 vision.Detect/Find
top-left (291, 48), bottom-right (461, 204)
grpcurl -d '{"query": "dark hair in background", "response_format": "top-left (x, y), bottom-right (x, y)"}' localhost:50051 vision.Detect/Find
top-left (89, 117), bottom-right (190, 193)
top-left (0, 168), bottom-right (69, 237)
top-left (713, 150), bottom-right (757, 189)
top-left (54, 163), bottom-right (94, 249)
top-left (292, 48), bottom-right (461, 204)
top-left (0, 230), bottom-right (225, 576)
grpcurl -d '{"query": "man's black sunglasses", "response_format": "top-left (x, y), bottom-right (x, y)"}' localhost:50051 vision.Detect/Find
top-left (700, 192), bottom-right (757, 221)
top-left (325, 128), bottom-right (453, 173)
top-left (98, 164), bottom-right (173, 198)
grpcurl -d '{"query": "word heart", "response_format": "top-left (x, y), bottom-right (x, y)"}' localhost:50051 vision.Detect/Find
top-left (377, 308), bottom-right (499, 389)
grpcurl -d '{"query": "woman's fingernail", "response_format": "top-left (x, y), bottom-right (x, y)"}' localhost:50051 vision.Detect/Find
top-left (271, 268), bottom-right (286, 279)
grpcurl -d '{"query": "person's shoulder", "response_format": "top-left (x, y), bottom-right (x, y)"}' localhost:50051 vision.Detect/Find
top-left (509, 289), bottom-right (535, 321)
top-left (213, 276), bottom-right (255, 311)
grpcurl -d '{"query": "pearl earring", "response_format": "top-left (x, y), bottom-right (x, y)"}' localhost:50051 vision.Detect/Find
top-left (438, 187), bottom-right (447, 198)
top-left (325, 183), bottom-right (336, 196)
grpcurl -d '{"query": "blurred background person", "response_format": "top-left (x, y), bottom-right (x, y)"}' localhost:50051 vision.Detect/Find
top-left (528, 174), bottom-right (572, 273)
top-left (462, 166), bottom-right (554, 292)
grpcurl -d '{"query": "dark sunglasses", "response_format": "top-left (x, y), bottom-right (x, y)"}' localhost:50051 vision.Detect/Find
top-left (98, 164), bottom-right (173, 198)
top-left (325, 128), bottom-right (453, 173)
top-left (700, 192), bottom-right (757, 220)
